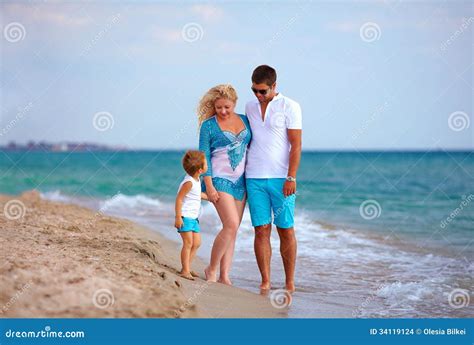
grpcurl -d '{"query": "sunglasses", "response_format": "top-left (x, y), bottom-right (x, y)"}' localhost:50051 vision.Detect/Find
top-left (251, 87), bottom-right (271, 95)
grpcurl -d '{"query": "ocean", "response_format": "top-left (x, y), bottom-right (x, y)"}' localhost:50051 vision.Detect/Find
top-left (1, 150), bottom-right (472, 317)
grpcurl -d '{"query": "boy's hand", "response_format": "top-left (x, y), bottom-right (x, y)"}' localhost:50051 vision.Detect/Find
top-left (174, 216), bottom-right (183, 229)
top-left (206, 186), bottom-right (220, 203)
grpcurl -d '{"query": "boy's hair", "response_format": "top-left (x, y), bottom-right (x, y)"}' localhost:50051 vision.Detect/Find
top-left (251, 65), bottom-right (277, 86)
top-left (182, 150), bottom-right (206, 176)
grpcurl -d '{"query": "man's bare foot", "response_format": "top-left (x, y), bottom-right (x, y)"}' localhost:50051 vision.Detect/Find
top-left (204, 266), bottom-right (217, 282)
top-left (190, 271), bottom-right (199, 278)
top-left (285, 282), bottom-right (295, 293)
top-left (218, 277), bottom-right (232, 285)
top-left (260, 281), bottom-right (271, 290)
top-left (180, 272), bottom-right (195, 281)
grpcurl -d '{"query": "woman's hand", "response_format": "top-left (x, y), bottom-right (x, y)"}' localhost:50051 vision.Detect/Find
top-left (206, 185), bottom-right (220, 203)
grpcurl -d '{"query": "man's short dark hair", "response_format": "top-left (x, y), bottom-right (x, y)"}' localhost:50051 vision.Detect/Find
top-left (251, 65), bottom-right (277, 86)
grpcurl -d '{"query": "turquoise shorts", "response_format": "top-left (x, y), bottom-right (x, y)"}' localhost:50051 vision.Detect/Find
top-left (246, 178), bottom-right (296, 229)
top-left (178, 217), bottom-right (200, 233)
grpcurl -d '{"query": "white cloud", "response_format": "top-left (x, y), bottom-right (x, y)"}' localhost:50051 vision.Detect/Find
top-left (191, 4), bottom-right (225, 22)
top-left (1, 3), bottom-right (92, 27)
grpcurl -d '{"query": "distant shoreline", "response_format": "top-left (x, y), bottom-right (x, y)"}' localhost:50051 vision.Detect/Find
top-left (1, 147), bottom-right (472, 153)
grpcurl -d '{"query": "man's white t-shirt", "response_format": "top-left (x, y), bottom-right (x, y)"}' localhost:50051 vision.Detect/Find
top-left (178, 174), bottom-right (201, 219)
top-left (245, 93), bottom-right (302, 178)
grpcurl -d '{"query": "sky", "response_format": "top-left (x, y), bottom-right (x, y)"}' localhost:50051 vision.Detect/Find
top-left (0, 0), bottom-right (472, 150)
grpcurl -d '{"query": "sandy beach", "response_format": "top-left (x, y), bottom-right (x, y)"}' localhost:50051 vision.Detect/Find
top-left (0, 191), bottom-right (285, 318)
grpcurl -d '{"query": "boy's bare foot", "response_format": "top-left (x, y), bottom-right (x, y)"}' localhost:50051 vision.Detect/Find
top-left (218, 277), bottom-right (232, 285)
top-left (286, 282), bottom-right (295, 293)
top-left (204, 266), bottom-right (217, 282)
top-left (180, 272), bottom-right (195, 281)
top-left (260, 281), bottom-right (271, 290)
top-left (190, 271), bottom-right (199, 278)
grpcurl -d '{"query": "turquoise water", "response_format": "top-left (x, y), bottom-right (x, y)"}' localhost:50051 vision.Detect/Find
top-left (1, 150), bottom-right (473, 317)
top-left (2, 151), bottom-right (472, 248)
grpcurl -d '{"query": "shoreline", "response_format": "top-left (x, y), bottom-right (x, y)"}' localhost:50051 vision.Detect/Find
top-left (0, 191), bottom-right (285, 318)
top-left (42, 189), bottom-right (468, 261)
top-left (2, 190), bottom-right (471, 318)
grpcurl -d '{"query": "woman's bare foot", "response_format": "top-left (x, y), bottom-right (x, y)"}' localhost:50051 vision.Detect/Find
top-left (204, 266), bottom-right (217, 282)
top-left (260, 281), bottom-right (271, 290)
top-left (218, 277), bottom-right (232, 285)
top-left (180, 272), bottom-right (195, 281)
top-left (190, 271), bottom-right (199, 278)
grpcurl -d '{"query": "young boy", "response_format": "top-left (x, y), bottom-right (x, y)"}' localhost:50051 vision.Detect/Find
top-left (175, 150), bottom-right (208, 280)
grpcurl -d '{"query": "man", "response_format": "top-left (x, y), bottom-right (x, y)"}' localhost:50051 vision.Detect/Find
top-left (245, 65), bottom-right (302, 292)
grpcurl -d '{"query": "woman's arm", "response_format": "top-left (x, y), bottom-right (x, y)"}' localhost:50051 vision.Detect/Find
top-left (199, 121), bottom-right (219, 202)
top-left (198, 121), bottom-right (213, 178)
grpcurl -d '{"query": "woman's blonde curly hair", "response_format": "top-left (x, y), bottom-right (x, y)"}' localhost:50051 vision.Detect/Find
top-left (197, 84), bottom-right (238, 127)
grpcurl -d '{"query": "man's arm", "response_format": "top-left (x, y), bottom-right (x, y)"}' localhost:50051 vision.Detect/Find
top-left (283, 129), bottom-right (302, 196)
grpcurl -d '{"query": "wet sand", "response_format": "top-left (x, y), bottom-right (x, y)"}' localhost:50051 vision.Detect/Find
top-left (0, 191), bottom-right (285, 318)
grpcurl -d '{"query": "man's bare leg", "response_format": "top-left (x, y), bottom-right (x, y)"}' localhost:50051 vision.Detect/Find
top-left (254, 224), bottom-right (272, 290)
top-left (277, 227), bottom-right (296, 292)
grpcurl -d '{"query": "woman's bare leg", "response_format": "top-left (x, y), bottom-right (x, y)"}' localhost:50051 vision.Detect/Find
top-left (205, 192), bottom-right (240, 282)
top-left (219, 195), bottom-right (246, 285)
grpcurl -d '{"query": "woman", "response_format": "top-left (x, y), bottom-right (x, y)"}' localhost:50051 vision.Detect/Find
top-left (198, 84), bottom-right (252, 285)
